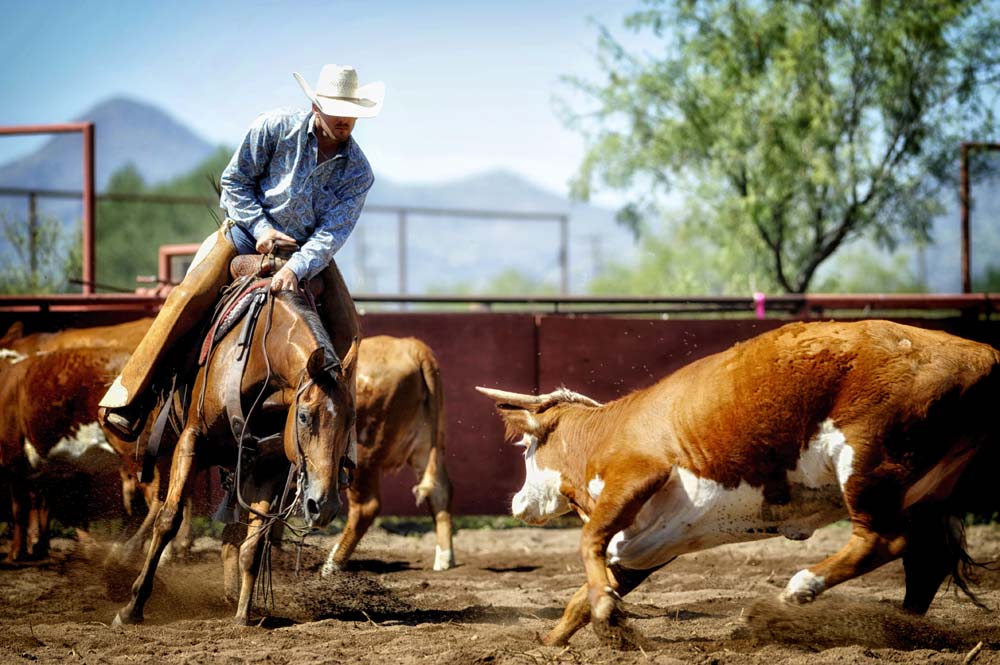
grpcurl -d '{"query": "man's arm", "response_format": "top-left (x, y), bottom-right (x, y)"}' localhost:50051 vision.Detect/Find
top-left (282, 186), bottom-right (370, 281)
top-left (219, 113), bottom-right (280, 240)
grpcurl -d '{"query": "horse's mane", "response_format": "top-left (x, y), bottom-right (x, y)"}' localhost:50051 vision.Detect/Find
top-left (274, 290), bottom-right (339, 364)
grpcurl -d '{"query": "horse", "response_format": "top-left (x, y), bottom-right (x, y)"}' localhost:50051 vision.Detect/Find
top-left (220, 334), bottom-right (455, 603)
top-left (113, 286), bottom-right (359, 626)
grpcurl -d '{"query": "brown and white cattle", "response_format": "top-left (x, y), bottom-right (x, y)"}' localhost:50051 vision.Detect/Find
top-left (0, 318), bottom-right (187, 565)
top-left (320, 335), bottom-right (454, 573)
top-left (0, 345), bottom-right (133, 560)
top-left (478, 319), bottom-right (1000, 648)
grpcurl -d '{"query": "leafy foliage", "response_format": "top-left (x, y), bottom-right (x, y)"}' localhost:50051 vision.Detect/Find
top-left (568, 0), bottom-right (1000, 293)
top-left (94, 147), bottom-right (232, 291)
top-left (0, 210), bottom-right (79, 294)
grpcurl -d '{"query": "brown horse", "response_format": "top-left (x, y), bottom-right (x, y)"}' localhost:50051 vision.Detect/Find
top-left (114, 288), bottom-right (359, 626)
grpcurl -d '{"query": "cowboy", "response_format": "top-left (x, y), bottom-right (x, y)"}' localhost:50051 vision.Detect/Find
top-left (99, 64), bottom-right (384, 440)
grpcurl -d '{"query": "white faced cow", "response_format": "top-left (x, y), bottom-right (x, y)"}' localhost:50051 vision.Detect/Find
top-left (478, 320), bottom-right (1000, 648)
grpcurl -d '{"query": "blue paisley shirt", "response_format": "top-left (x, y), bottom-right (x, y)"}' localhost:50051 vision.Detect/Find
top-left (219, 108), bottom-right (374, 280)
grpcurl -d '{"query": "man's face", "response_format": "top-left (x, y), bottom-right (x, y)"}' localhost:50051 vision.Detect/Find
top-left (313, 105), bottom-right (356, 143)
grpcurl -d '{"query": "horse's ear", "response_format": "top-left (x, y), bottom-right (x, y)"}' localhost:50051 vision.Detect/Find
top-left (1, 321), bottom-right (24, 346)
top-left (307, 347), bottom-right (329, 380)
top-left (340, 337), bottom-right (360, 376)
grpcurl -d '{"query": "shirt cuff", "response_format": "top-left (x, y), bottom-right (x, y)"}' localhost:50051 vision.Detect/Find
top-left (247, 217), bottom-right (276, 242)
top-left (284, 254), bottom-right (309, 281)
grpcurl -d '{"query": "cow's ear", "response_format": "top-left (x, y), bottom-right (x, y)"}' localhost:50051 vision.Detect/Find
top-left (496, 406), bottom-right (547, 440)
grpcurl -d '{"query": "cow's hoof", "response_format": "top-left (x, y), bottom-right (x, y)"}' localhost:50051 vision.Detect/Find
top-left (781, 569), bottom-right (824, 604)
top-left (432, 547), bottom-right (455, 571)
top-left (592, 608), bottom-right (647, 651)
top-left (780, 588), bottom-right (816, 604)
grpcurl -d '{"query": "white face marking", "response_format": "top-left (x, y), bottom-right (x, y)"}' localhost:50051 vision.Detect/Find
top-left (588, 475), bottom-right (605, 501)
top-left (511, 434), bottom-right (570, 524)
top-left (783, 569), bottom-right (826, 603)
top-left (326, 398), bottom-right (336, 417)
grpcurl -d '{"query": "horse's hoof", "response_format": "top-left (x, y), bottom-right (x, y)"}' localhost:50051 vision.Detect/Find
top-left (113, 610), bottom-right (141, 626)
top-left (320, 559), bottom-right (342, 578)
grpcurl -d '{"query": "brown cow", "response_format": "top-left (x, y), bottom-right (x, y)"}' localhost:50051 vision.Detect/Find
top-left (478, 320), bottom-right (1000, 648)
top-left (0, 319), bottom-right (189, 565)
top-left (0, 345), bottom-right (133, 561)
top-left (322, 335), bottom-right (454, 573)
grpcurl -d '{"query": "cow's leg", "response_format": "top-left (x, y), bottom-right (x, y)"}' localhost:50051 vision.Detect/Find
top-left (221, 522), bottom-right (247, 605)
top-left (29, 491), bottom-right (50, 559)
top-left (113, 427), bottom-right (200, 625)
top-left (901, 509), bottom-right (961, 614)
top-left (543, 562), bottom-right (666, 647)
top-left (411, 443), bottom-right (455, 571)
top-left (576, 467), bottom-right (671, 648)
top-left (782, 525), bottom-right (906, 604)
top-left (322, 470), bottom-right (380, 576)
top-left (234, 499), bottom-right (273, 625)
top-left (7, 480), bottom-right (30, 563)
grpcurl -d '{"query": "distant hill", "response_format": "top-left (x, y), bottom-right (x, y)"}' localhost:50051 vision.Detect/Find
top-left (0, 97), bottom-right (216, 190)
top-left (0, 96), bottom-right (632, 294)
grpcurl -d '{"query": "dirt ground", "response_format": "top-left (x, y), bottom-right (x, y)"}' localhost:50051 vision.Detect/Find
top-left (1, 522), bottom-right (999, 665)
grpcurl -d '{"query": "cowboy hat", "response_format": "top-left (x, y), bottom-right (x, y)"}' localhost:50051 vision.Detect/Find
top-left (293, 65), bottom-right (384, 119)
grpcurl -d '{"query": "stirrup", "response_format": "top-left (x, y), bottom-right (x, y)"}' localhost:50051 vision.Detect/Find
top-left (101, 406), bottom-right (146, 442)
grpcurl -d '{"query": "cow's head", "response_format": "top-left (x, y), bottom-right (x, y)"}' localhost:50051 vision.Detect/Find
top-left (476, 386), bottom-right (602, 525)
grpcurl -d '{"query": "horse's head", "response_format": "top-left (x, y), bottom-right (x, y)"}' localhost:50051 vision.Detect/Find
top-left (285, 338), bottom-right (359, 528)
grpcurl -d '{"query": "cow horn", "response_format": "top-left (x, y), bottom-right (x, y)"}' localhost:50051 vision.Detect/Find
top-left (475, 386), bottom-right (546, 409)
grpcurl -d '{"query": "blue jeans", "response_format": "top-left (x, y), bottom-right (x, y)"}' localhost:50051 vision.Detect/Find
top-left (225, 222), bottom-right (258, 255)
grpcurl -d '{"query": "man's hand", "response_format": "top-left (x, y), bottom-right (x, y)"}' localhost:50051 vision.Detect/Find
top-left (256, 228), bottom-right (299, 255)
top-left (270, 265), bottom-right (299, 292)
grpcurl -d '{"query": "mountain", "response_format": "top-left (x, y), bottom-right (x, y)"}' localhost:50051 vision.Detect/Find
top-left (349, 170), bottom-right (634, 294)
top-left (0, 96), bottom-right (631, 295)
top-left (0, 97), bottom-right (216, 190)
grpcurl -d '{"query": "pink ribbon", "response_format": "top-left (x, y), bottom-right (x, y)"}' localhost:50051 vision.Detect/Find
top-left (753, 292), bottom-right (766, 319)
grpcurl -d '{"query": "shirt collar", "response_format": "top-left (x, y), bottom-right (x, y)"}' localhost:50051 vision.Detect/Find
top-left (307, 114), bottom-right (354, 161)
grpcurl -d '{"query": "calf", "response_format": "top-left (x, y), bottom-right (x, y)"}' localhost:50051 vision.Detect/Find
top-left (321, 335), bottom-right (454, 572)
top-left (478, 320), bottom-right (1000, 648)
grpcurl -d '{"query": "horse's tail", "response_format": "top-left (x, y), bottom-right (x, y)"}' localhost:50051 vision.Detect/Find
top-left (412, 342), bottom-right (449, 508)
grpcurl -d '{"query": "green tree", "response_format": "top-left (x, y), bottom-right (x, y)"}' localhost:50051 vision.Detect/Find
top-left (0, 210), bottom-right (75, 294)
top-left (95, 148), bottom-right (231, 291)
top-left (569, 0), bottom-right (1000, 293)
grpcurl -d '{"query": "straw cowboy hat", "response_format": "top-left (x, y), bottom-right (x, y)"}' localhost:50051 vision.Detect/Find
top-left (293, 65), bottom-right (385, 118)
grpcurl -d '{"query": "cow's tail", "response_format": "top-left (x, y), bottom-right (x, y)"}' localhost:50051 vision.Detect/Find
top-left (412, 343), bottom-right (449, 508)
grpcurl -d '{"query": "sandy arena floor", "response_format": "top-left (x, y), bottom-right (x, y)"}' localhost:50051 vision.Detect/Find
top-left (1, 522), bottom-right (999, 664)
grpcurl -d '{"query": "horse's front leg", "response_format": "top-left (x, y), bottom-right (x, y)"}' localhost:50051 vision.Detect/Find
top-left (114, 426), bottom-right (201, 625)
top-left (234, 498), bottom-right (273, 625)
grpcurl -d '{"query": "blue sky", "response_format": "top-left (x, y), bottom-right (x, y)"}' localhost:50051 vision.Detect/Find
top-left (0, 0), bottom-right (646, 202)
